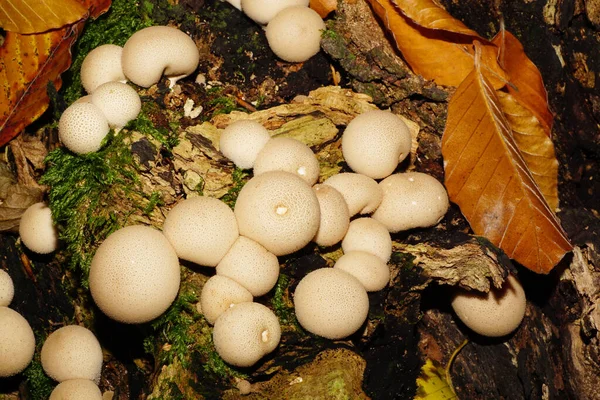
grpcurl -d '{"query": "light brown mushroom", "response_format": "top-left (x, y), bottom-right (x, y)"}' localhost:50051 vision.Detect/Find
top-left (322, 173), bottom-right (383, 217)
top-left (334, 251), bottom-right (390, 292)
top-left (19, 202), bottom-right (59, 254)
top-left (80, 44), bottom-right (126, 94)
top-left (49, 379), bottom-right (103, 400)
top-left (253, 137), bottom-right (320, 185)
top-left (200, 275), bottom-right (253, 325)
top-left (241, 0), bottom-right (309, 25)
top-left (0, 307), bottom-right (35, 377)
top-left (312, 184), bottom-right (350, 247)
top-left (219, 120), bottom-right (271, 169)
top-left (341, 218), bottom-right (392, 263)
top-left (0, 270), bottom-right (14, 307)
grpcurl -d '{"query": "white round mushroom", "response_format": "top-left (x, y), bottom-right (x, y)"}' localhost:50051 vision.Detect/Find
top-left (265, 6), bottom-right (325, 63)
top-left (234, 171), bottom-right (320, 256)
top-left (0, 307), bottom-right (35, 377)
top-left (200, 275), bottom-right (253, 325)
top-left (163, 196), bottom-right (239, 267)
top-left (213, 302), bottom-right (281, 367)
top-left (41, 325), bottom-right (103, 383)
top-left (334, 251), bottom-right (390, 292)
top-left (58, 102), bottom-right (110, 154)
top-left (253, 137), bottom-right (320, 186)
top-left (312, 184), bottom-right (350, 247)
top-left (322, 173), bottom-right (383, 217)
top-left (121, 26), bottom-right (200, 88)
top-left (241, 0), bottom-right (309, 25)
top-left (293, 268), bottom-right (369, 339)
top-left (90, 82), bottom-right (142, 130)
top-left (451, 275), bottom-right (527, 337)
top-left (219, 120), bottom-right (271, 169)
top-left (19, 202), bottom-right (59, 254)
top-left (49, 379), bottom-right (103, 400)
top-left (0, 270), bottom-right (14, 307)
top-left (89, 225), bottom-right (181, 324)
top-left (342, 110), bottom-right (412, 179)
top-left (341, 218), bottom-right (392, 263)
top-left (216, 236), bottom-right (280, 297)
top-left (372, 172), bottom-right (449, 233)
top-left (80, 44), bottom-right (126, 94)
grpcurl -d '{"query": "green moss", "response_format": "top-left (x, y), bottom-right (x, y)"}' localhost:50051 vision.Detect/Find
top-left (205, 87), bottom-right (243, 118)
top-left (271, 274), bottom-right (300, 329)
top-left (24, 333), bottom-right (55, 400)
top-left (128, 102), bottom-right (180, 150)
top-left (220, 168), bottom-right (249, 209)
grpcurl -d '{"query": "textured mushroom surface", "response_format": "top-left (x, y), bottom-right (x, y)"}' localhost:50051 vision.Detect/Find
top-left (200, 275), bottom-right (253, 325)
top-left (0, 270), bottom-right (14, 307)
top-left (293, 268), bottom-right (369, 339)
top-left (241, 0), bottom-right (309, 24)
top-left (234, 171), bottom-right (320, 256)
top-left (19, 202), bottom-right (59, 254)
top-left (312, 184), bottom-right (350, 247)
top-left (212, 302), bottom-right (281, 367)
top-left (253, 137), bottom-right (320, 185)
top-left (219, 120), bottom-right (271, 169)
top-left (342, 110), bottom-right (412, 179)
top-left (334, 251), bottom-right (390, 292)
top-left (322, 173), bottom-right (383, 216)
top-left (41, 325), bottom-right (103, 383)
top-left (58, 102), bottom-right (110, 154)
top-left (49, 379), bottom-right (103, 400)
top-left (0, 307), bottom-right (35, 377)
top-left (341, 218), bottom-right (392, 263)
top-left (90, 81), bottom-right (142, 129)
top-left (80, 44), bottom-right (126, 94)
top-left (163, 196), bottom-right (239, 267)
top-left (89, 225), bottom-right (181, 323)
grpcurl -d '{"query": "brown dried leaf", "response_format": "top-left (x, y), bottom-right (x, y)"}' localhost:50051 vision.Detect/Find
top-left (0, 164), bottom-right (43, 232)
top-left (442, 47), bottom-right (572, 273)
top-left (0, 0), bottom-right (88, 34)
top-left (310, 0), bottom-right (337, 18)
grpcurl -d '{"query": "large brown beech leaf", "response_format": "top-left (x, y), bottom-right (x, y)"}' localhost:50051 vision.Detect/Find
top-left (0, 0), bottom-right (88, 34)
top-left (442, 47), bottom-right (572, 274)
top-left (367, 0), bottom-right (507, 87)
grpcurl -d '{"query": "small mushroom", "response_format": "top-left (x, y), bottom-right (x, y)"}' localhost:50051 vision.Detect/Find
top-left (200, 275), bottom-right (253, 325)
top-left (49, 379), bottom-right (103, 400)
top-left (121, 26), bottom-right (200, 88)
top-left (58, 102), bottom-right (110, 154)
top-left (90, 81), bottom-right (142, 130)
top-left (0, 270), bottom-right (14, 307)
top-left (0, 307), bottom-right (35, 377)
top-left (19, 202), bottom-right (59, 254)
top-left (341, 218), bottom-right (392, 263)
top-left (80, 44), bottom-right (126, 94)
top-left (241, 0), bottom-right (309, 25)
top-left (41, 325), bottom-right (103, 383)
top-left (253, 137), bottom-right (320, 185)
top-left (213, 302), bottom-right (281, 367)
top-left (219, 120), bottom-right (271, 169)
top-left (312, 184), bottom-right (350, 247)
top-left (322, 173), bottom-right (383, 217)
top-left (334, 251), bottom-right (390, 292)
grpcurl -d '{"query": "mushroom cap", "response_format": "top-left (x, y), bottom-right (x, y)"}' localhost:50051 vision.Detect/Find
top-left (253, 137), bottom-right (320, 185)
top-left (19, 202), bottom-right (59, 254)
top-left (265, 6), bottom-right (325, 63)
top-left (58, 102), bottom-right (110, 154)
top-left (213, 302), bottom-right (281, 367)
top-left (322, 173), bottom-right (383, 217)
top-left (0, 307), bottom-right (35, 377)
top-left (41, 325), bottom-right (103, 383)
top-left (219, 120), bottom-right (271, 169)
top-left (312, 184), bottom-right (350, 247)
top-left (342, 110), bottom-right (412, 179)
top-left (334, 251), bottom-right (390, 292)
top-left (200, 275), bottom-right (253, 325)
top-left (216, 236), bottom-right (280, 297)
top-left (293, 268), bottom-right (369, 339)
top-left (341, 218), bottom-right (392, 263)
top-left (89, 225), bottom-right (181, 324)
top-left (0, 270), bottom-right (14, 307)
top-left (372, 172), bottom-right (449, 233)
top-left (90, 82), bottom-right (142, 129)
top-left (241, 0), bottom-right (309, 24)
top-left (121, 26), bottom-right (200, 88)
top-left (49, 379), bottom-right (103, 400)
top-left (451, 275), bottom-right (527, 337)
top-left (80, 44), bottom-right (126, 94)
top-left (163, 196), bottom-right (239, 267)
top-left (234, 171), bottom-right (320, 256)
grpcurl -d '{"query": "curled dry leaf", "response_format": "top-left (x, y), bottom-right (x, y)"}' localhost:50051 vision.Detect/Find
top-left (0, 163), bottom-right (43, 232)
top-left (310, 0), bottom-right (337, 18)
top-left (0, 0), bottom-right (88, 34)
top-left (442, 45), bottom-right (572, 274)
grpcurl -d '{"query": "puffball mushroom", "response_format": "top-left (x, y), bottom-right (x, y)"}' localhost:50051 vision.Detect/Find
top-left (200, 275), bottom-right (253, 325)
top-left (58, 102), bottom-right (110, 154)
top-left (40, 325), bottom-right (103, 383)
top-left (322, 173), bottom-right (383, 217)
top-left (341, 218), bottom-right (392, 263)
top-left (89, 225), bottom-right (181, 324)
top-left (253, 137), bottom-right (320, 185)
top-left (213, 302), bottom-right (281, 367)
top-left (216, 236), bottom-right (280, 297)
top-left (0, 270), bottom-right (14, 307)
top-left (121, 26), bottom-right (200, 88)
top-left (312, 184), bottom-right (350, 247)
top-left (241, 0), bottom-right (309, 25)
top-left (219, 120), bottom-right (271, 169)
top-left (265, 6), bottom-right (325, 63)
top-left (334, 251), bottom-right (390, 292)
top-left (19, 202), bottom-right (59, 254)
top-left (372, 172), bottom-right (449, 233)
top-left (342, 110), bottom-right (412, 179)
top-left (451, 275), bottom-right (527, 337)
top-left (234, 171), bottom-right (320, 256)
top-left (0, 307), bottom-right (35, 377)
top-left (49, 379), bottom-right (103, 400)
top-left (163, 196), bottom-right (239, 267)
top-left (90, 81), bottom-right (142, 130)
top-left (80, 44), bottom-right (126, 94)
top-left (293, 268), bottom-right (369, 339)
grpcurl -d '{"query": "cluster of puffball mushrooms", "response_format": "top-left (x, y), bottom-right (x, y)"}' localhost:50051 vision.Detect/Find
top-left (0, 6), bottom-right (528, 395)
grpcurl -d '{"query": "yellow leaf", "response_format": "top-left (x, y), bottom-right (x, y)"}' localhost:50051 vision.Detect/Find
top-left (0, 0), bottom-right (88, 34)
top-left (414, 359), bottom-right (457, 400)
